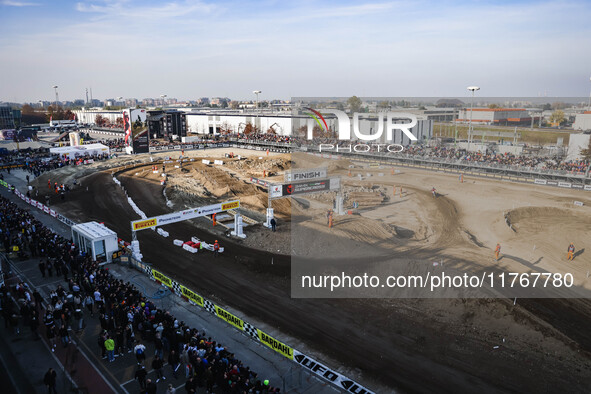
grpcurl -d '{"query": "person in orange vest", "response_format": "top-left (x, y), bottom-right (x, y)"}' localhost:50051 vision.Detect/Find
top-left (266, 149), bottom-right (269, 156)
top-left (399, 187), bottom-right (403, 198)
top-left (494, 243), bottom-right (501, 261)
top-left (212, 213), bottom-right (217, 226)
top-left (48, 179), bottom-right (51, 189)
top-left (567, 242), bottom-right (575, 261)
top-left (213, 240), bottom-right (220, 257)
top-left (263, 170), bottom-right (266, 178)
top-left (328, 210), bottom-right (334, 228)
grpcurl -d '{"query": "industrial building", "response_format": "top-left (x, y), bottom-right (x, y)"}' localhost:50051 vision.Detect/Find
top-left (573, 111), bottom-right (591, 131)
top-left (182, 110), bottom-right (432, 144)
top-left (457, 108), bottom-right (534, 125)
top-left (73, 108), bottom-right (147, 125)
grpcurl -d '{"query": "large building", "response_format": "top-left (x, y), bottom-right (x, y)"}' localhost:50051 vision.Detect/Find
top-left (573, 111), bottom-right (591, 131)
top-left (74, 108), bottom-right (147, 125)
top-left (147, 110), bottom-right (187, 139)
top-left (0, 106), bottom-right (20, 129)
top-left (457, 108), bottom-right (534, 125)
top-left (182, 110), bottom-right (432, 144)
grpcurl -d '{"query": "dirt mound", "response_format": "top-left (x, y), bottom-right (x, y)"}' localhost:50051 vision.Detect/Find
top-left (343, 185), bottom-right (387, 208)
top-left (225, 155), bottom-right (291, 178)
top-left (505, 206), bottom-right (591, 233)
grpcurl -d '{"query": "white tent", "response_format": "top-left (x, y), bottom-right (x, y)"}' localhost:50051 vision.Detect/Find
top-left (50, 143), bottom-right (110, 159)
top-left (71, 221), bottom-right (119, 264)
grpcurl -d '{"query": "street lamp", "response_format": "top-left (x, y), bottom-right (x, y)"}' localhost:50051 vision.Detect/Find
top-left (160, 94), bottom-right (167, 107)
top-left (117, 96), bottom-right (124, 108)
top-left (253, 90), bottom-right (261, 113)
top-left (52, 85), bottom-right (59, 109)
top-left (467, 86), bottom-right (480, 147)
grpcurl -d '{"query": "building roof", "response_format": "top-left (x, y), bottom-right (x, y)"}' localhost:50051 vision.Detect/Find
top-left (465, 108), bottom-right (526, 112)
top-left (72, 221), bottom-right (117, 239)
top-left (49, 143), bottom-right (109, 154)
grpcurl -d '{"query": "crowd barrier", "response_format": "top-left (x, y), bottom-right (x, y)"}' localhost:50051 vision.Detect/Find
top-left (127, 254), bottom-right (374, 394)
top-left (0, 176), bottom-right (374, 394)
top-left (0, 180), bottom-right (77, 227)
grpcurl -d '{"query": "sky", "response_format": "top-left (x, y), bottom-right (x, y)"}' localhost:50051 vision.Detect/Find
top-left (1, 0), bottom-right (590, 103)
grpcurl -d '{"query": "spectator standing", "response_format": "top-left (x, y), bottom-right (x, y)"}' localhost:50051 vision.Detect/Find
top-left (43, 368), bottom-right (57, 394)
top-left (135, 364), bottom-right (147, 390)
top-left (105, 335), bottom-right (115, 362)
top-left (152, 354), bottom-right (165, 382)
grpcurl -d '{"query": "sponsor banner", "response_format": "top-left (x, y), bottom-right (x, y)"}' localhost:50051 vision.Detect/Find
top-left (156, 212), bottom-right (183, 225)
top-left (132, 218), bottom-right (158, 231)
top-left (43, 206), bottom-right (50, 213)
top-left (36, 201), bottom-right (43, 209)
top-left (285, 167), bottom-right (327, 182)
top-left (558, 182), bottom-right (572, 188)
top-left (574, 201), bottom-right (584, 207)
top-left (571, 184), bottom-right (583, 189)
top-left (0, 180), bottom-right (6, 187)
top-left (25, 197), bottom-right (30, 203)
top-left (49, 209), bottom-right (57, 217)
top-left (283, 179), bottom-right (330, 196)
top-left (221, 200), bottom-right (240, 210)
top-left (132, 129), bottom-right (150, 154)
top-left (269, 184), bottom-right (283, 198)
top-left (133, 200), bottom-right (239, 231)
top-left (214, 160), bottom-right (224, 165)
top-left (585, 185), bottom-right (591, 191)
top-left (293, 350), bottom-right (374, 394)
top-left (152, 269), bottom-right (172, 288)
top-left (250, 177), bottom-right (270, 188)
top-left (174, 145), bottom-right (181, 149)
top-left (534, 179), bottom-right (547, 185)
top-left (180, 285), bottom-right (204, 307)
top-left (167, 146), bottom-right (174, 150)
top-left (215, 305), bottom-right (244, 330)
top-left (547, 181), bottom-right (558, 186)
top-left (0, 164), bottom-right (24, 169)
top-left (257, 329), bottom-right (293, 360)
top-left (202, 159), bottom-right (211, 165)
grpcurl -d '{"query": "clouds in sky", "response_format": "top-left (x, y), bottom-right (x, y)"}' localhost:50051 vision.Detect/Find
top-left (1, 0), bottom-right (590, 102)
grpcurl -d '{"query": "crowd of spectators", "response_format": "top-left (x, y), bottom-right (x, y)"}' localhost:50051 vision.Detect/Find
top-left (0, 193), bottom-right (279, 393)
top-left (395, 146), bottom-right (589, 173)
top-left (231, 133), bottom-right (590, 174)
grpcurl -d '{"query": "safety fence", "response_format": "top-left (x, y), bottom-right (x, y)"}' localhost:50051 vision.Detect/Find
top-left (0, 176), bottom-right (374, 394)
top-left (0, 180), bottom-right (78, 227)
top-left (126, 255), bottom-right (374, 394)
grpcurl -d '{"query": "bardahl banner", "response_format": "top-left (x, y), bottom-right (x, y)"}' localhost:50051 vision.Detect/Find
top-left (256, 329), bottom-right (293, 360)
top-left (180, 285), bottom-right (204, 307)
top-left (214, 306), bottom-right (244, 330)
top-left (152, 269), bottom-right (172, 288)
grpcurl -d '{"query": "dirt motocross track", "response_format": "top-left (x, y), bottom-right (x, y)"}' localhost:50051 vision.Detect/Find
top-left (38, 150), bottom-right (591, 394)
